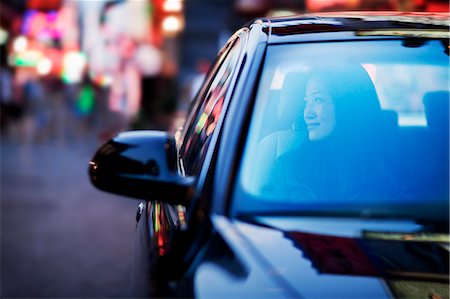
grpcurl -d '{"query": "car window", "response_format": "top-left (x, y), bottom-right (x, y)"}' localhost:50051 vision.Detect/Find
top-left (235, 38), bottom-right (449, 220)
top-left (180, 37), bottom-right (243, 176)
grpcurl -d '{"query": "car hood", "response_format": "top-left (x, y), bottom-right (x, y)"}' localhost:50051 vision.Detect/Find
top-left (231, 216), bottom-right (449, 299)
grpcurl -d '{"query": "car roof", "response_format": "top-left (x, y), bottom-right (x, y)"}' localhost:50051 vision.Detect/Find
top-left (249, 11), bottom-right (450, 43)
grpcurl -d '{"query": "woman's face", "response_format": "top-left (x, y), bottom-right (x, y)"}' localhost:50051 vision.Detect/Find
top-left (304, 76), bottom-right (336, 141)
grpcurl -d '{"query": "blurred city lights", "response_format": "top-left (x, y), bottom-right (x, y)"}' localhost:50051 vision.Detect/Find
top-left (0, 28), bottom-right (9, 45)
top-left (134, 44), bottom-right (162, 76)
top-left (13, 36), bottom-right (28, 52)
top-left (163, 0), bottom-right (183, 12)
top-left (61, 51), bottom-right (87, 83)
top-left (102, 75), bottom-right (113, 86)
top-left (13, 50), bottom-right (42, 67)
top-left (37, 57), bottom-right (53, 75)
top-left (162, 16), bottom-right (183, 34)
top-left (90, 72), bottom-right (113, 87)
top-left (268, 9), bottom-right (297, 17)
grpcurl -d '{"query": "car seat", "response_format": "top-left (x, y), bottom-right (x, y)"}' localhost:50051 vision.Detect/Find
top-left (251, 72), bottom-right (307, 193)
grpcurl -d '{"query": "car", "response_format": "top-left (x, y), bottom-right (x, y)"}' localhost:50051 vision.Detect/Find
top-left (88, 12), bottom-right (450, 298)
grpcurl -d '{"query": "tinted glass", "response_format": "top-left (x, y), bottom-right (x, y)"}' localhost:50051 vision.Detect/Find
top-left (181, 37), bottom-right (242, 176)
top-left (236, 39), bottom-right (449, 219)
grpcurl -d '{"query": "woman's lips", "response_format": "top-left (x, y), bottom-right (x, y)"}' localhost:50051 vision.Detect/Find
top-left (307, 123), bottom-right (319, 130)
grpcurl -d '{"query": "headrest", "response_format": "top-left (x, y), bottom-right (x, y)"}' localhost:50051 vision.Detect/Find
top-left (277, 72), bottom-right (306, 128)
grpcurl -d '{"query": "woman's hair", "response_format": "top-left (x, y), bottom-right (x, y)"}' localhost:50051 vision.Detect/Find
top-left (305, 63), bottom-right (389, 200)
top-left (308, 63), bottom-right (382, 137)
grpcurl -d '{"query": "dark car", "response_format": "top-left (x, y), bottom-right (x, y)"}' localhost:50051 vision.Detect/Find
top-left (89, 12), bottom-right (449, 298)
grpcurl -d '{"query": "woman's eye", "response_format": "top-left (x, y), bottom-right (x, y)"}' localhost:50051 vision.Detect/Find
top-left (314, 97), bottom-right (323, 103)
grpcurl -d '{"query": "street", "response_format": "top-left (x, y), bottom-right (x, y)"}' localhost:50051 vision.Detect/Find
top-left (1, 137), bottom-right (139, 298)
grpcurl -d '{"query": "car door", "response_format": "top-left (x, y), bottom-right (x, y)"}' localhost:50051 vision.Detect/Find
top-left (131, 30), bottom-right (247, 297)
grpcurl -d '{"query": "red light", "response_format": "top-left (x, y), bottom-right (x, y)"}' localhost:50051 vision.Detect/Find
top-left (27, 0), bottom-right (61, 11)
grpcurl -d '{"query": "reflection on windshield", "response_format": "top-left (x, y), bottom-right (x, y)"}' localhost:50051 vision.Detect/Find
top-left (237, 39), bottom-right (449, 216)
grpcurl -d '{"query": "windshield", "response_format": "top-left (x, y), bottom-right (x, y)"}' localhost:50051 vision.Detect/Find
top-left (234, 39), bottom-right (449, 220)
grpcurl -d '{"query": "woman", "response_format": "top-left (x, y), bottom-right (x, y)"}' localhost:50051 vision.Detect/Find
top-left (269, 64), bottom-right (395, 202)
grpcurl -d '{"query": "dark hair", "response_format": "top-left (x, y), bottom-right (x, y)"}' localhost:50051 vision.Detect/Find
top-left (305, 63), bottom-right (390, 200)
top-left (308, 63), bottom-right (382, 138)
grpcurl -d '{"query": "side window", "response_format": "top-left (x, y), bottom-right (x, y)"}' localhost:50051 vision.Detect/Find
top-left (180, 37), bottom-right (243, 176)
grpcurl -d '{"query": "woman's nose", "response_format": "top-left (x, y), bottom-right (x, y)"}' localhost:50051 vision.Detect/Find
top-left (304, 103), bottom-right (316, 120)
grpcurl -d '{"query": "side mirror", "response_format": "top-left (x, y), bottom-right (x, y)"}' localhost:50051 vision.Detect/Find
top-left (88, 130), bottom-right (194, 204)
